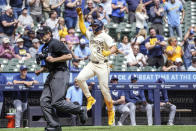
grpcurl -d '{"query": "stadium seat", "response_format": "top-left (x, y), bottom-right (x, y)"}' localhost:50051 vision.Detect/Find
top-left (127, 66), bottom-right (139, 71)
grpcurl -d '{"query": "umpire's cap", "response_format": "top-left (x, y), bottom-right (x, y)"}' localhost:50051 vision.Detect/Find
top-left (131, 74), bottom-right (138, 81)
top-left (36, 26), bottom-right (52, 40)
top-left (156, 78), bottom-right (165, 83)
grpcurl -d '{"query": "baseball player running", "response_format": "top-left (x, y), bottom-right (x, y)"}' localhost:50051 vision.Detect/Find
top-left (76, 8), bottom-right (117, 126)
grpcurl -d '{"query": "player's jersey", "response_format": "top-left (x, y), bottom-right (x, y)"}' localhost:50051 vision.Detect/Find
top-left (86, 30), bottom-right (115, 62)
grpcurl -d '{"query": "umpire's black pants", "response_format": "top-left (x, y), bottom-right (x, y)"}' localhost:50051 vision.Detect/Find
top-left (40, 71), bottom-right (81, 127)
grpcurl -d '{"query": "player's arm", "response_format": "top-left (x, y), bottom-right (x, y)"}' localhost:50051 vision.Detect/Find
top-left (113, 96), bottom-right (125, 105)
top-left (76, 8), bottom-right (87, 36)
top-left (102, 45), bottom-right (117, 57)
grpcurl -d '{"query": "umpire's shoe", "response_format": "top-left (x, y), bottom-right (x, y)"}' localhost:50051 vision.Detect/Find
top-left (45, 126), bottom-right (62, 131)
top-left (79, 106), bottom-right (88, 124)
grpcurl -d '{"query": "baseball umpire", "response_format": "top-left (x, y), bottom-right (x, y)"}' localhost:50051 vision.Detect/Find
top-left (76, 8), bottom-right (117, 126)
top-left (35, 26), bottom-right (88, 131)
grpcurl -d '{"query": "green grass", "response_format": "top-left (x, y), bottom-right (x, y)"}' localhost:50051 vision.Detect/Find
top-left (1, 126), bottom-right (196, 131)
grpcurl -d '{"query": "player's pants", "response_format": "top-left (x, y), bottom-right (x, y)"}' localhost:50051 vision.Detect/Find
top-left (13, 99), bottom-right (27, 128)
top-left (0, 102), bottom-right (3, 116)
top-left (40, 71), bottom-right (82, 127)
top-left (76, 62), bottom-right (112, 102)
top-left (126, 102), bottom-right (153, 126)
top-left (152, 103), bottom-right (176, 124)
top-left (114, 104), bottom-right (130, 124)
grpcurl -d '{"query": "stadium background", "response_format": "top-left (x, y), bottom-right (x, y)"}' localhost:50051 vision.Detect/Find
top-left (0, 0), bottom-right (196, 129)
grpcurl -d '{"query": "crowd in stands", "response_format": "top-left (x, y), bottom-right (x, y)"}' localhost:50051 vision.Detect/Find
top-left (0, 0), bottom-right (195, 71)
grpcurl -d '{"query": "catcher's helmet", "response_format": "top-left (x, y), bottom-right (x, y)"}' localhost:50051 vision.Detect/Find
top-left (90, 19), bottom-right (104, 33)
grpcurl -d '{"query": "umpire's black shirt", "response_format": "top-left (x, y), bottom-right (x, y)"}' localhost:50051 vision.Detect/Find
top-left (43, 38), bottom-right (71, 72)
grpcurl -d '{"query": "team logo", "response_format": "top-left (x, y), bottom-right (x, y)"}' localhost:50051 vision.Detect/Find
top-left (112, 90), bottom-right (118, 97)
top-left (133, 90), bottom-right (139, 96)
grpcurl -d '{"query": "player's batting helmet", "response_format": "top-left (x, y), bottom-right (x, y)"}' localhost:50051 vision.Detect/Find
top-left (90, 19), bottom-right (104, 33)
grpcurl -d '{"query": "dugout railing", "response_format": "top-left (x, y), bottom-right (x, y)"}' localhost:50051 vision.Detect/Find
top-left (0, 83), bottom-right (196, 126)
top-left (91, 83), bottom-right (196, 126)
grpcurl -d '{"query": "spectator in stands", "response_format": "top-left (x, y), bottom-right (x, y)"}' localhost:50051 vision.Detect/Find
top-left (18, 8), bottom-right (34, 28)
top-left (118, 35), bottom-right (132, 56)
top-left (132, 29), bottom-right (148, 56)
top-left (29, 38), bottom-right (40, 58)
top-left (166, 37), bottom-right (183, 62)
top-left (125, 75), bottom-right (153, 126)
top-left (182, 27), bottom-right (196, 69)
top-left (149, 0), bottom-right (164, 35)
top-left (60, 37), bottom-right (66, 45)
top-left (13, 65), bottom-right (39, 128)
top-left (101, 0), bottom-right (112, 17)
top-left (70, 59), bottom-right (81, 72)
top-left (111, 0), bottom-right (127, 24)
top-left (45, 10), bottom-right (59, 40)
top-left (0, 0), bottom-right (7, 13)
top-left (192, 38), bottom-right (196, 57)
top-left (65, 28), bottom-right (79, 45)
top-left (66, 80), bottom-right (83, 126)
top-left (0, 12), bottom-right (4, 41)
top-left (110, 75), bottom-right (129, 126)
top-left (145, 27), bottom-right (167, 68)
top-left (28, 0), bottom-right (43, 24)
top-left (143, 0), bottom-right (154, 19)
top-left (83, 0), bottom-right (98, 20)
top-left (174, 58), bottom-right (186, 71)
top-left (164, 0), bottom-right (185, 39)
top-left (97, 3), bottom-right (110, 25)
top-left (74, 38), bottom-right (91, 60)
top-left (58, 17), bottom-right (68, 38)
top-left (22, 29), bottom-right (36, 48)
top-left (188, 57), bottom-right (196, 71)
top-left (0, 37), bottom-right (16, 60)
top-left (64, 0), bottom-right (81, 29)
top-left (132, 29), bottom-right (147, 46)
top-left (14, 38), bottom-right (31, 60)
top-left (84, 14), bottom-right (93, 31)
top-left (127, 44), bottom-right (147, 67)
top-left (0, 66), bottom-right (11, 117)
top-left (126, 0), bottom-right (140, 24)
top-left (148, 78), bottom-right (176, 125)
top-left (135, 4), bottom-right (148, 34)
top-left (9, 0), bottom-right (24, 19)
top-left (162, 60), bottom-right (177, 71)
top-left (42, 0), bottom-right (50, 20)
top-left (1, 5), bottom-right (19, 40)
top-left (50, 0), bottom-right (65, 17)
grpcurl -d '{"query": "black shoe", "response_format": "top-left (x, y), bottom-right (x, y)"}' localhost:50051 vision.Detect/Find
top-left (45, 126), bottom-right (62, 131)
top-left (79, 106), bottom-right (88, 124)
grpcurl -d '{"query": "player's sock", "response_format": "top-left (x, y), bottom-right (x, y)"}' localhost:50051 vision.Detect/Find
top-left (86, 96), bottom-right (96, 111)
top-left (105, 101), bottom-right (115, 126)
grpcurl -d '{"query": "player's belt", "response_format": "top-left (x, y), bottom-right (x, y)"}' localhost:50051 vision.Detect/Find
top-left (91, 60), bottom-right (108, 64)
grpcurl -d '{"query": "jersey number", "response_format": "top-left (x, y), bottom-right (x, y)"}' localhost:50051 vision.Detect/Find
top-left (97, 47), bottom-right (104, 54)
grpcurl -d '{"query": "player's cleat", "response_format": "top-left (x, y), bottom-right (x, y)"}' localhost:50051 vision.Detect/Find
top-left (167, 122), bottom-right (174, 126)
top-left (117, 121), bottom-right (122, 126)
top-left (108, 110), bottom-right (115, 126)
top-left (87, 96), bottom-right (96, 111)
top-left (45, 126), bottom-right (62, 131)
